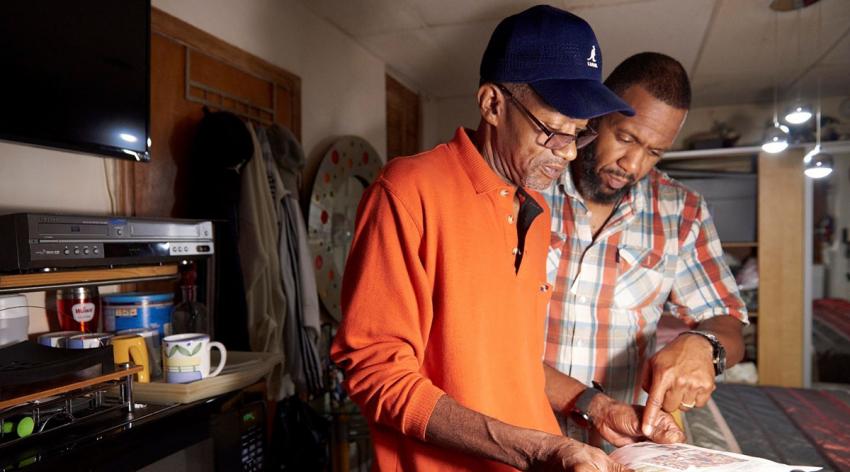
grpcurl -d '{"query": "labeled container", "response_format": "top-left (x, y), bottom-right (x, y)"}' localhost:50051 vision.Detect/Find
top-left (56, 287), bottom-right (100, 333)
top-left (0, 294), bottom-right (29, 347)
top-left (103, 292), bottom-right (174, 338)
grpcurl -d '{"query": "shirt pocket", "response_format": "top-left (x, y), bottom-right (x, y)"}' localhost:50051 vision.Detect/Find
top-left (613, 246), bottom-right (666, 309)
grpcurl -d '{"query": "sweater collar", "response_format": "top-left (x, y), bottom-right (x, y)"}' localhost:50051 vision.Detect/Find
top-left (449, 127), bottom-right (512, 194)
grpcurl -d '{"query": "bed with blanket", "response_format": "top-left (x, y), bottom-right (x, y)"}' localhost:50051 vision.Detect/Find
top-left (681, 383), bottom-right (850, 472)
top-left (813, 298), bottom-right (850, 384)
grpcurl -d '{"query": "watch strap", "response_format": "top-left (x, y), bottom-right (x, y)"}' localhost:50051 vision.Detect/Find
top-left (570, 381), bottom-right (605, 429)
top-left (681, 330), bottom-right (726, 376)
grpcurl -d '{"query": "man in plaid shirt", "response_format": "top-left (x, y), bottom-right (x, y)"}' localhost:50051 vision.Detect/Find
top-left (542, 52), bottom-right (748, 441)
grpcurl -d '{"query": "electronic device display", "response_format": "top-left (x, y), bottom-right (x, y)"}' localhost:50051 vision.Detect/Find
top-left (0, 0), bottom-right (151, 161)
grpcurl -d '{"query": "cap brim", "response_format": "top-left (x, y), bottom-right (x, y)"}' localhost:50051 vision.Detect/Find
top-left (530, 79), bottom-right (635, 119)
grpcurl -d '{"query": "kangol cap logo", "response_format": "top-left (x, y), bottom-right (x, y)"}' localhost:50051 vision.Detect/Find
top-left (587, 45), bottom-right (598, 68)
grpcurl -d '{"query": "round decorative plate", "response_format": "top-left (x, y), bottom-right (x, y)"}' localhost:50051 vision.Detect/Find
top-left (307, 136), bottom-right (383, 321)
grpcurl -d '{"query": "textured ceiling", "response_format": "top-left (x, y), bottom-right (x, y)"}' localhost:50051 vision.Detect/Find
top-left (299, 0), bottom-right (850, 107)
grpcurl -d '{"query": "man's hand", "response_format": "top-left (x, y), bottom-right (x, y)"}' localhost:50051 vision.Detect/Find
top-left (587, 394), bottom-right (685, 446)
top-left (640, 333), bottom-right (716, 436)
top-left (531, 436), bottom-right (634, 472)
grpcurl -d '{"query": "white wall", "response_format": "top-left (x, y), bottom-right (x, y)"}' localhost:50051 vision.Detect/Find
top-left (422, 95), bottom-right (480, 151)
top-left (674, 96), bottom-right (849, 150)
top-left (0, 143), bottom-right (114, 215)
top-left (825, 153), bottom-right (850, 299)
top-left (421, 92), bottom-right (850, 152)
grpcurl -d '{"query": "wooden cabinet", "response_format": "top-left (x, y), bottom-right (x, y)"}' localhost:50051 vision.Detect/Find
top-left (757, 149), bottom-right (807, 387)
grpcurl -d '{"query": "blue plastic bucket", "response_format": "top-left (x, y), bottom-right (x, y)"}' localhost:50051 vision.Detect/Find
top-left (103, 292), bottom-right (174, 337)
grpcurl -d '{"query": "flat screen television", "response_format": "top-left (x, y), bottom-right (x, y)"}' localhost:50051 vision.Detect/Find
top-left (0, 0), bottom-right (151, 161)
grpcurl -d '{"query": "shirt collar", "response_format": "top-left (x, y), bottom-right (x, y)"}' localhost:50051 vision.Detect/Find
top-left (449, 127), bottom-right (513, 194)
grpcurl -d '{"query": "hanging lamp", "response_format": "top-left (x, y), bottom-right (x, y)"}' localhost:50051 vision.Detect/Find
top-left (763, 11), bottom-right (789, 154)
top-left (784, 9), bottom-right (812, 125)
top-left (803, 1), bottom-right (833, 179)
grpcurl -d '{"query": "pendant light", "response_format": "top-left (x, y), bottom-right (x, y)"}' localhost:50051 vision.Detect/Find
top-left (785, 103), bottom-right (813, 124)
top-left (804, 1), bottom-right (833, 179)
top-left (763, 11), bottom-right (789, 154)
top-left (784, 9), bottom-right (813, 125)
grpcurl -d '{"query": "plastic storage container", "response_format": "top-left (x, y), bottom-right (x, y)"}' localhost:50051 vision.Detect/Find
top-left (103, 292), bottom-right (174, 337)
top-left (0, 294), bottom-right (29, 347)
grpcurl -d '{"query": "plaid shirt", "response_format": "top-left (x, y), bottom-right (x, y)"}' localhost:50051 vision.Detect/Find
top-left (542, 168), bottom-right (748, 405)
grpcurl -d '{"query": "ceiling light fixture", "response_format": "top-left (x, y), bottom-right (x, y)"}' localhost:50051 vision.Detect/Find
top-left (763, 123), bottom-right (790, 154)
top-left (784, 9), bottom-right (812, 125)
top-left (763, 11), bottom-right (789, 154)
top-left (804, 151), bottom-right (834, 178)
top-left (804, 1), bottom-right (832, 179)
top-left (785, 102), bottom-right (813, 124)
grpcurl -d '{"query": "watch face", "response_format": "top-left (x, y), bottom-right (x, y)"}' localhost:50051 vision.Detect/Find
top-left (716, 345), bottom-right (727, 375)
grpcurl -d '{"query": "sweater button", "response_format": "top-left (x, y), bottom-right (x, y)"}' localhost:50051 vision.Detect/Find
top-left (499, 189), bottom-right (510, 197)
top-left (507, 215), bottom-right (515, 224)
top-left (511, 247), bottom-right (519, 255)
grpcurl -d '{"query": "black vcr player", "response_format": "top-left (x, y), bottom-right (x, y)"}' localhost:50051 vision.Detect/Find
top-left (0, 213), bottom-right (215, 273)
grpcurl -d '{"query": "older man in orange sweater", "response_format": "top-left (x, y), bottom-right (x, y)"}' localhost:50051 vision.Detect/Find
top-left (331, 6), bottom-right (684, 471)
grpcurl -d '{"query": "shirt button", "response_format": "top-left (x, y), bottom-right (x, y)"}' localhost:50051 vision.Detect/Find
top-left (499, 189), bottom-right (510, 197)
top-left (579, 296), bottom-right (588, 303)
top-left (507, 215), bottom-right (515, 224)
top-left (511, 247), bottom-right (519, 256)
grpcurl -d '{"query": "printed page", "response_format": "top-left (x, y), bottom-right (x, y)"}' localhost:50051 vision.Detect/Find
top-left (609, 442), bottom-right (821, 472)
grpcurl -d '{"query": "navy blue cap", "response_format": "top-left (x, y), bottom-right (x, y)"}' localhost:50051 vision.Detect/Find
top-left (480, 5), bottom-right (634, 119)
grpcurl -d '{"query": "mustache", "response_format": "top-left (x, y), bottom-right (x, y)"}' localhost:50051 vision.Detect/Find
top-left (600, 167), bottom-right (635, 183)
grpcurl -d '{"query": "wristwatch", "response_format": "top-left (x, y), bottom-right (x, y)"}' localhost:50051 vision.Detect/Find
top-left (681, 330), bottom-right (726, 376)
top-left (570, 381), bottom-right (605, 429)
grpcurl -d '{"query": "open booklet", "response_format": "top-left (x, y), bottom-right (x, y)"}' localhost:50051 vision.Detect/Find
top-left (609, 442), bottom-right (822, 472)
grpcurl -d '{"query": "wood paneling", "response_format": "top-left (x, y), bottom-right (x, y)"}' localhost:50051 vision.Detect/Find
top-left (758, 149), bottom-right (805, 387)
top-left (386, 74), bottom-right (420, 160)
top-left (116, 7), bottom-right (301, 217)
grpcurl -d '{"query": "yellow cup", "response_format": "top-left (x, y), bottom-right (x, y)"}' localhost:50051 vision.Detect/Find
top-left (112, 334), bottom-right (150, 383)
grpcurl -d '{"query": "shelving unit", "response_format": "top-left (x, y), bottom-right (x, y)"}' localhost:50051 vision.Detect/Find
top-left (721, 242), bottom-right (758, 249)
top-left (662, 145), bottom-right (811, 387)
top-left (660, 149), bottom-right (761, 371)
top-left (0, 265), bottom-right (179, 294)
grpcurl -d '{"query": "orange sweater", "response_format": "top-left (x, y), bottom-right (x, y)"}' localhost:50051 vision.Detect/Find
top-left (330, 128), bottom-right (560, 471)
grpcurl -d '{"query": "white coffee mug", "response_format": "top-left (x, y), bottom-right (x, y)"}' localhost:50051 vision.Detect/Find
top-left (161, 333), bottom-right (226, 384)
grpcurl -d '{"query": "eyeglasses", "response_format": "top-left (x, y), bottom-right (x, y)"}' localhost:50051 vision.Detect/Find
top-left (497, 84), bottom-right (597, 150)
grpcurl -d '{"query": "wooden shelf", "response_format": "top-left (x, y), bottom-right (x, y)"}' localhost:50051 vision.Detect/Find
top-left (722, 242), bottom-right (758, 248)
top-left (0, 265), bottom-right (179, 294)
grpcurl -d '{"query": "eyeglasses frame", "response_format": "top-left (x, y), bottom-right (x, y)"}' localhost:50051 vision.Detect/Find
top-left (496, 84), bottom-right (597, 150)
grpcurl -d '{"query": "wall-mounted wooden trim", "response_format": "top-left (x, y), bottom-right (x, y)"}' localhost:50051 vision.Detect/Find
top-left (150, 8), bottom-right (301, 140)
top-left (115, 7), bottom-right (303, 217)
